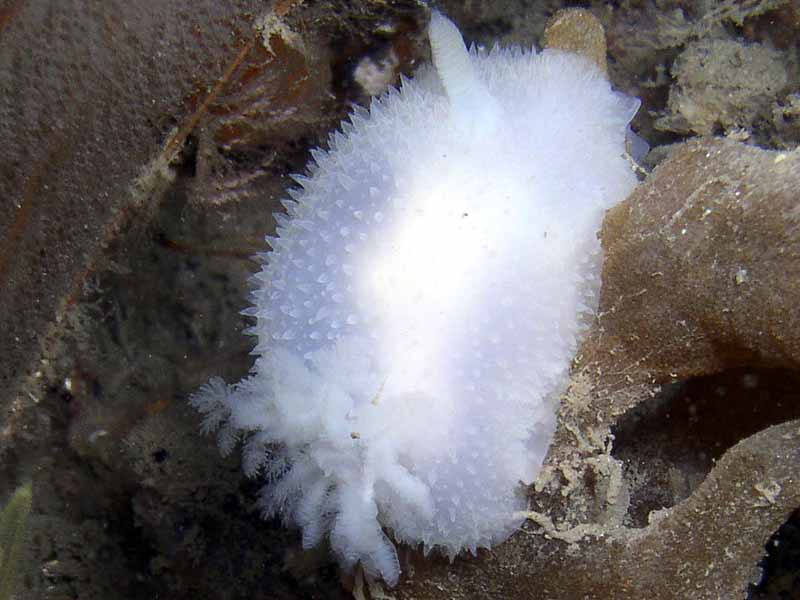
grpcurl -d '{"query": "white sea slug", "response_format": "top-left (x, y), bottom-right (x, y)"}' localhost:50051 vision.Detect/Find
top-left (191, 10), bottom-right (640, 587)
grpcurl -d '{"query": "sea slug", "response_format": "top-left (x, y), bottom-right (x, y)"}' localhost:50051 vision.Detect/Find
top-left (191, 10), bottom-right (640, 586)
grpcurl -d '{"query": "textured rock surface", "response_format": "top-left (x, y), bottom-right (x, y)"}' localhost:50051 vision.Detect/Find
top-left (597, 138), bottom-right (800, 384)
top-left (393, 421), bottom-right (800, 599)
top-left (542, 9), bottom-right (608, 74)
top-left (0, 0), bottom-right (265, 433)
top-left (1, 1), bottom-right (799, 599)
top-left (656, 39), bottom-right (789, 135)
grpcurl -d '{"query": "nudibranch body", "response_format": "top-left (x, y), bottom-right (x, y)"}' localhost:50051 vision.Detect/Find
top-left (192, 11), bottom-right (639, 586)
